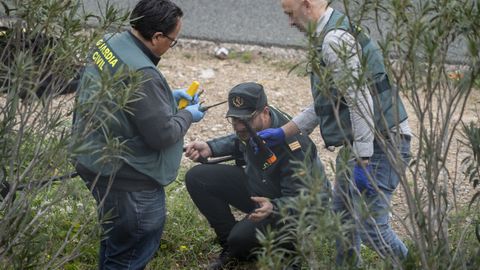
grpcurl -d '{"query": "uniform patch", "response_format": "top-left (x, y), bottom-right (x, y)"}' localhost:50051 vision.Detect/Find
top-left (288, 141), bottom-right (301, 151)
top-left (232, 96), bottom-right (244, 108)
top-left (92, 38), bottom-right (120, 72)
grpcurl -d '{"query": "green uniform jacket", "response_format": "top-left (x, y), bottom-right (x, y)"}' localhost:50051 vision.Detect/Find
top-left (207, 106), bottom-right (328, 210)
top-left (73, 31), bottom-right (192, 187)
top-left (311, 9), bottom-right (408, 147)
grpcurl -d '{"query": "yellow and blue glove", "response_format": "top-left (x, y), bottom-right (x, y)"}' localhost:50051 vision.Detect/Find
top-left (172, 88), bottom-right (199, 107)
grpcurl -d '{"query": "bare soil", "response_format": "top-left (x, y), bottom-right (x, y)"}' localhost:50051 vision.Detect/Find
top-left (164, 39), bottom-right (480, 238)
top-left (55, 38), bottom-right (478, 238)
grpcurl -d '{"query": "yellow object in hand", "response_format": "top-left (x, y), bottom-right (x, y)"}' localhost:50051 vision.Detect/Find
top-left (178, 81), bottom-right (200, 109)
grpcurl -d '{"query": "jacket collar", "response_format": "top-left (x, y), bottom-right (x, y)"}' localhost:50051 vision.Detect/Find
top-left (268, 106), bottom-right (281, 128)
top-left (128, 30), bottom-right (161, 65)
top-left (315, 6), bottom-right (334, 34)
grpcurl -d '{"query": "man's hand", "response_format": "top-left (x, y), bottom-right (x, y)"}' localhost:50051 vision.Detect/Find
top-left (353, 163), bottom-right (376, 196)
top-left (184, 141), bottom-right (212, 162)
top-left (185, 103), bottom-right (205, 122)
top-left (172, 88), bottom-right (199, 106)
top-left (248, 196), bottom-right (273, 222)
top-left (257, 128), bottom-right (285, 147)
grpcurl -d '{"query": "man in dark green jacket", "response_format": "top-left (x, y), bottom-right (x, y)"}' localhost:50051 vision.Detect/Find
top-left (184, 82), bottom-right (330, 269)
top-left (72, 0), bottom-right (204, 269)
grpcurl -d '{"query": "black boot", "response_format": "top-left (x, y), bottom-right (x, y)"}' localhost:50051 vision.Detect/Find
top-left (208, 248), bottom-right (237, 270)
top-left (286, 262), bottom-right (302, 270)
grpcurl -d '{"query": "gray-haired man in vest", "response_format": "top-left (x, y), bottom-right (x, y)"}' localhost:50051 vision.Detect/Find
top-left (259, 0), bottom-right (412, 267)
top-left (72, 0), bottom-right (204, 268)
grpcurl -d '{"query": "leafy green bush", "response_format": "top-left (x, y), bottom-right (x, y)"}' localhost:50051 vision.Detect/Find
top-left (0, 0), bottom-right (130, 268)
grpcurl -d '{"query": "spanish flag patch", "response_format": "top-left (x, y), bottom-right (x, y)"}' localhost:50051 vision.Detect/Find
top-left (288, 141), bottom-right (301, 151)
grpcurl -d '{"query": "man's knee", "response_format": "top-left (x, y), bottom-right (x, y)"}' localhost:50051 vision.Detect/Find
top-left (185, 165), bottom-right (205, 192)
top-left (227, 233), bottom-right (255, 259)
top-left (227, 221), bottom-right (259, 259)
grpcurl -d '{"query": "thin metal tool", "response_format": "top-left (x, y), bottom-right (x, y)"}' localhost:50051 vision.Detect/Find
top-left (182, 147), bottom-right (234, 164)
top-left (200, 100), bottom-right (227, 112)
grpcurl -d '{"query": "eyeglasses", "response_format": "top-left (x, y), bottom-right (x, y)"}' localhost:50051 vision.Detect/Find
top-left (227, 111), bottom-right (258, 125)
top-left (160, 33), bottom-right (178, 48)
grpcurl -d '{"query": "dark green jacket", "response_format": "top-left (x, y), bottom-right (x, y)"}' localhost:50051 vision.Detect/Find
top-left (311, 9), bottom-right (408, 147)
top-left (207, 106), bottom-right (328, 210)
top-left (73, 31), bottom-right (193, 187)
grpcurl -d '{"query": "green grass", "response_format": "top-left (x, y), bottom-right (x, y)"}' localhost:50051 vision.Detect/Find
top-left (183, 52), bottom-right (193, 59)
top-left (8, 164), bottom-right (480, 269)
top-left (228, 50), bottom-right (254, 64)
top-left (269, 59), bottom-right (309, 77)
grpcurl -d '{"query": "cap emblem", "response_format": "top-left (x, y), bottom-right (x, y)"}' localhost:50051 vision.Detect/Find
top-left (232, 96), bottom-right (244, 108)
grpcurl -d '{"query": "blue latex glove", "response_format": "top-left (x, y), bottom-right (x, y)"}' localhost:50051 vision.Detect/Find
top-left (257, 128), bottom-right (285, 148)
top-left (191, 92), bottom-right (200, 104)
top-left (353, 163), bottom-right (376, 196)
top-left (185, 103), bottom-right (205, 122)
top-left (172, 88), bottom-right (199, 106)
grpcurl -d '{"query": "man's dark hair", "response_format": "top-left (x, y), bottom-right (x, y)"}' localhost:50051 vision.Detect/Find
top-left (130, 0), bottom-right (183, 40)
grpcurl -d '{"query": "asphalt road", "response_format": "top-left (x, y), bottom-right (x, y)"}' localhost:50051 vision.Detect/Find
top-left (83, 0), bottom-right (306, 47)
top-left (174, 0), bottom-right (306, 47)
top-left (82, 0), bottom-right (365, 47)
top-left (83, 0), bottom-right (466, 62)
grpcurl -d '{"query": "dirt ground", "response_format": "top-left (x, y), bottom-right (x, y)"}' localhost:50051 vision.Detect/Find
top-left (165, 39), bottom-right (480, 237)
top-left (54, 38), bottom-right (478, 238)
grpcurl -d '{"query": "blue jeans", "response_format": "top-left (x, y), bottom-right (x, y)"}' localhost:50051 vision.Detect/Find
top-left (333, 136), bottom-right (411, 266)
top-left (92, 185), bottom-right (166, 270)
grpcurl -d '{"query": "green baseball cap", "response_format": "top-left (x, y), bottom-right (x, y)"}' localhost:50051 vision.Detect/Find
top-left (226, 82), bottom-right (267, 119)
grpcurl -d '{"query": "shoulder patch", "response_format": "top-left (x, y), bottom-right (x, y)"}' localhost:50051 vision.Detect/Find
top-left (288, 141), bottom-right (302, 152)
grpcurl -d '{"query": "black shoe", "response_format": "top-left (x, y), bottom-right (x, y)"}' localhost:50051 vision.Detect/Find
top-left (208, 249), bottom-right (237, 270)
top-left (286, 262), bottom-right (302, 270)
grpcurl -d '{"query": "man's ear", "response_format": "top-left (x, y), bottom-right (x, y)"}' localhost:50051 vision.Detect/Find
top-left (151, 32), bottom-right (162, 44)
top-left (262, 106), bottom-right (270, 116)
top-left (302, 0), bottom-right (312, 9)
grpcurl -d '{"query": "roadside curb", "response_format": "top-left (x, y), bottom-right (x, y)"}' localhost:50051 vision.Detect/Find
top-left (177, 38), bottom-right (308, 61)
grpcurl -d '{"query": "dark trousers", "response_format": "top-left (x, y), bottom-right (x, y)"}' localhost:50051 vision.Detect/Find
top-left (79, 173), bottom-right (166, 270)
top-left (185, 164), bottom-right (279, 259)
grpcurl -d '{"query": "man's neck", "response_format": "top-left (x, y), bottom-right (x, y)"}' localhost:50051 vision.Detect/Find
top-left (129, 29), bottom-right (161, 64)
top-left (264, 113), bottom-right (272, 129)
top-left (131, 29), bottom-right (155, 54)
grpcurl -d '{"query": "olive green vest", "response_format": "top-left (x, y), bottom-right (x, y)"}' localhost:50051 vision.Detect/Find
top-left (311, 10), bottom-right (408, 147)
top-left (74, 31), bottom-right (183, 186)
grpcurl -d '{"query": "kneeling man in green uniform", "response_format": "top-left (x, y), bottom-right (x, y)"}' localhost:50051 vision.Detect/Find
top-left (184, 82), bottom-right (330, 269)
